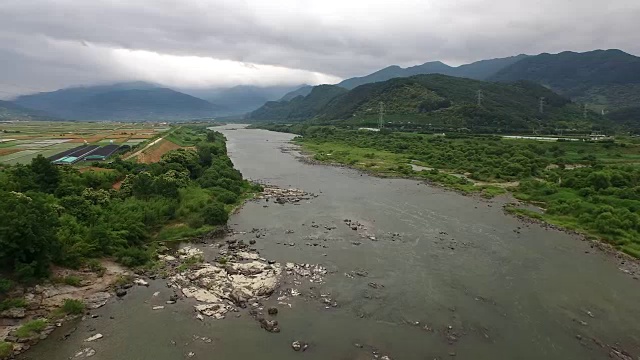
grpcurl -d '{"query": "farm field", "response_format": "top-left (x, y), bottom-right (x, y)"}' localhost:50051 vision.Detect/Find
top-left (135, 138), bottom-right (183, 163)
top-left (0, 121), bottom-right (170, 165)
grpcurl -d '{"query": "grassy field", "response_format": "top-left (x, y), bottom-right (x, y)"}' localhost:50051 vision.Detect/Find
top-left (0, 121), bottom-right (170, 165)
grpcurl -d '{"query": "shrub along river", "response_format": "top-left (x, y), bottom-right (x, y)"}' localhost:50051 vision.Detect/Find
top-left (21, 125), bottom-right (640, 360)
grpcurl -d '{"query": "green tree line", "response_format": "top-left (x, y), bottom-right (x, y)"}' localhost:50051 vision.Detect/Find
top-left (0, 127), bottom-right (258, 281)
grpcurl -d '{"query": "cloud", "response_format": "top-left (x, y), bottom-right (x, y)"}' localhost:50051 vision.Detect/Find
top-left (0, 0), bottom-right (638, 96)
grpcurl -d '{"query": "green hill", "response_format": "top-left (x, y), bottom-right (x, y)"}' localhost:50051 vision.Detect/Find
top-left (490, 50), bottom-right (640, 111)
top-left (278, 85), bottom-right (314, 102)
top-left (250, 74), bottom-right (606, 133)
top-left (606, 106), bottom-right (640, 130)
top-left (250, 85), bottom-right (348, 121)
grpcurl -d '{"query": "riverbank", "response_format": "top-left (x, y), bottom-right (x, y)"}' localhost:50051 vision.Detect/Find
top-left (0, 260), bottom-right (131, 358)
top-left (0, 126), bottom-right (261, 359)
top-left (256, 125), bottom-right (640, 260)
top-left (288, 138), bottom-right (640, 278)
top-left (14, 125), bottom-right (640, 360)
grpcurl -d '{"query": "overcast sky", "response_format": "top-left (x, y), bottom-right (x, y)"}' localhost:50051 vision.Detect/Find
top-left (1, 0), bottom-right (639, 98)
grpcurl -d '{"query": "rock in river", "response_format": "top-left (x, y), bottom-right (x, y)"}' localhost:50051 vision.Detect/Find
top-left (84, 333), bottom-right (103, 342)
top-left (291, 340), bottom-right (309, 352)
top-left (85, 292), bottom-right (111, 309)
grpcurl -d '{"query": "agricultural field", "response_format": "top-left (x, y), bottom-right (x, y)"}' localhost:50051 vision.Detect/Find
top-left (0, 121), bottom-right (169, 165)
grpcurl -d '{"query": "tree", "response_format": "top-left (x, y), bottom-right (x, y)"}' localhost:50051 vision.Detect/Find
top-left (0, 191), bottom-right (59, 279)
top-left (587, 171), bottom-right (611, 191)
top-left (30, 155), bottom-right (60, 193)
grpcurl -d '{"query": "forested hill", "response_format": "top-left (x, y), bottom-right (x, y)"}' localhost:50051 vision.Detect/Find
top-left (490, 50), bottom-right (640, 110)
top-left (337, 55), bottom-right (528, 90)
top-left (14, 82), bottom-right (223, 121)
top-left (249, 74), bottom-right (604, 133)
top-left (249, 85), bottom-right (348, 122)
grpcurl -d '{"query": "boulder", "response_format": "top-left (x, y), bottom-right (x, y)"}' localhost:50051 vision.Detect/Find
top-left (134, 279), bottom-right (149, 287)
top-left (291, 341), bottom-right (301, 351)
top-left (259, 318), bottom-right (279, 332)
top-left (267, 307), bottom-right (278, 315)
top-left (291, 341), bottom-right (308, 351)
top-left (115, 289), bottom-right (127, 297)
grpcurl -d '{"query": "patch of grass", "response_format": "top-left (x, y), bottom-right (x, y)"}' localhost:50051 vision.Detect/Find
top-left (480, 186), bottom-right (507, 198)
top-left (114, 274), bottom-right (133, 287)
top-left (53, 275), bottom-right (82, 287)
top-left (63, 275), bottom-right (82, 287)
top-left (155, 224), bottom-right (216, 242)
top-left (0, 298), bottom-right (27, 312)
top-left (176, 254), bottom-right (204, 272)
top-left (504, 206), bottom-right (545, 220)
top-left (86, 259), bottom-right (106, 276)
top-left (0, 341), bottom-right (12, 359)
top-left (61, 299), bottom-right (85, 315)
top-left (15, 319), bottom-right (47, 339)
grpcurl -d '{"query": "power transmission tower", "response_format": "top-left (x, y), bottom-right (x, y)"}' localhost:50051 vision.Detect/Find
top-left (539, 97), bottom-right (545, 114)
top-left (583, 103), bottom-right (588, 119)
top-left (378, 102), bottom-right (384, 130)
top-left (477, 90), bottom-right (483, 106)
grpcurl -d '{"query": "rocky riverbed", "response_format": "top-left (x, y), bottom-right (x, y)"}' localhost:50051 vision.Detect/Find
top-left (0, 261), bottom-right (130, 358)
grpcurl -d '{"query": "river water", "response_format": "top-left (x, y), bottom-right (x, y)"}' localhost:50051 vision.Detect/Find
top-left (22, 125), bottom-right (640, 360)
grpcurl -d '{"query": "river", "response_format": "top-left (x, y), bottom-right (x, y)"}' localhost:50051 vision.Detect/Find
top-left (22, 125), bottom-right (640, 360)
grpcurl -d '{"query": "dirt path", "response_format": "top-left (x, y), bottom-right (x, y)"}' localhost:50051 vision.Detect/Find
top-left (123, 136), bottom-right (165, 160)
top-left (136, 139), bottom-right (183, 163)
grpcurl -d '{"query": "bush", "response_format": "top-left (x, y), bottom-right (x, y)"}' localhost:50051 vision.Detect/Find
top-left (61, 299), bottom-right (85, 315)
top-left (15, 319), bottom-right (47, 339)
top-left (210, 187), bottom-right (238, 205)
top-left (202, 201), bottom-right (228, 226)
top-left (0, 341), bottom-right (12, 359)
top-left (116, 247), bottom-right (151, 267)
top-left (0, 278), bottom-right (13, 295)
top-left (0, 298), bottom-right (27, 312)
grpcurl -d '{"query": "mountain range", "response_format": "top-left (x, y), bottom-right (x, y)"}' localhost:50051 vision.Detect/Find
top-left (336, 54), bottom-right (529, 89)
top-left (13, 82), bottom-right (223, 121)
top-left (0, 100), bottom-right (57, 121)
top-left (249, 74), bottom-right (606, 133)
top-left (2, 49), bottom-right (639, 125)
top-left (490, 49), bottom-right (640, 110)
top-left (180, 85), bottom-right (305, 116)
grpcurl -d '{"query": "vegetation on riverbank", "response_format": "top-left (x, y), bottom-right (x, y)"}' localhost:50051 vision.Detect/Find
top-left (0, 126), bottom-right (259, 283)
top-left (257, 124), bottom-right (640, 258)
